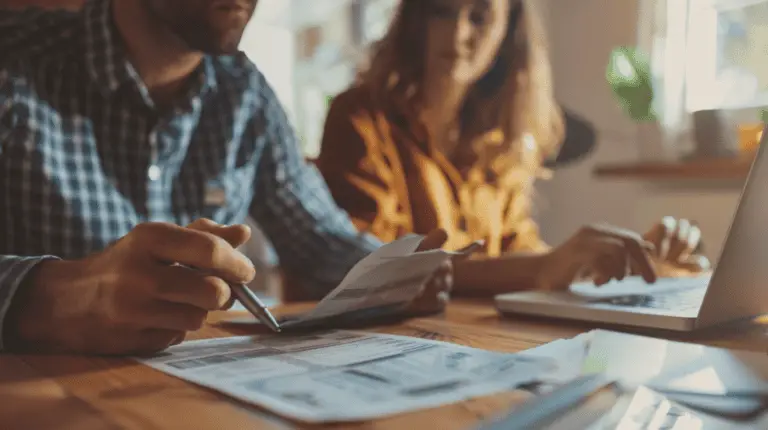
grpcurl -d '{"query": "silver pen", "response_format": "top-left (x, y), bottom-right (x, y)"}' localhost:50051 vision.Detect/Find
top-left (228, 281), bottom-right (281, 332)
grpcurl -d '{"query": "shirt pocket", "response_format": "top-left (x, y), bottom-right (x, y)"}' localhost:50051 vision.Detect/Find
top-left (204, 164), bottom-right (256, 224)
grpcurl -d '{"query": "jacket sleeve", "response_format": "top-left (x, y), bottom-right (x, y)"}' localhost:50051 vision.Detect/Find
top-left (316, 91), bottom-right (412, 243)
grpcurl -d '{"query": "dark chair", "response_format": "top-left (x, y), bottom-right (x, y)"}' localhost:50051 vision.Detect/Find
top-left (545, 106), bottom-right (598, 168)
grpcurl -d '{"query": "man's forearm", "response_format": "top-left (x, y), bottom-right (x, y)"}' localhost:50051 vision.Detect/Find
top-left (452, 253), bottom-right (548, 297)
top-left (0, 255), bottom-right (60, 350)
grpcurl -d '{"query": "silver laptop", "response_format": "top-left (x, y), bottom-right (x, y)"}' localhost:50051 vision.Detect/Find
top-left (496, 127), bottom-right (768, 331)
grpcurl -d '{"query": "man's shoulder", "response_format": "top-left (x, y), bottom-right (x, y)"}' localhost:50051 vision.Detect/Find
top-left (0, 7), bottom-right (82, 68)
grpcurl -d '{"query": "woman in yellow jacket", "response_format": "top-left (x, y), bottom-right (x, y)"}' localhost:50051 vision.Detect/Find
top-left (317, 0), bottom-right (708, 296)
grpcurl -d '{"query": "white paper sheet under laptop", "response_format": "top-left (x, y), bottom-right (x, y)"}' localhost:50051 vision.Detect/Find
top-left (262, 235), bottom-right (465, 329)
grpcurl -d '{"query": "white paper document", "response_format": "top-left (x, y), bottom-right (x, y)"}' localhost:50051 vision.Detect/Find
top-left (234, 234), bottom-right (467, 328)
top-left (138, 330), bottom-right (555, 423)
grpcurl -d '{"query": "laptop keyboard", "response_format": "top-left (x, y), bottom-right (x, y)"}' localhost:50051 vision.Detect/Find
top-left (591, 288), bottom-right (706, 312)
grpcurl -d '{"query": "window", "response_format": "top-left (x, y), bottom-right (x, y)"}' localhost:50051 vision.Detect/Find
top-left (685, 0), bottom-right (768, 111)
top-left (641, 0), bottom-right (767, 148)
top-left (243, 0), bottom-right (399, 157)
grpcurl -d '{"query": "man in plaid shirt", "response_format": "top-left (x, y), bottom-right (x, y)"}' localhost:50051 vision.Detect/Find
top-left (0, 0), bottom-right (451, 354)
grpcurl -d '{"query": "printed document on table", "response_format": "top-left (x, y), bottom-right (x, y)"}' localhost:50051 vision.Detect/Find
top-left (137, 331), bottom-right (556, 423)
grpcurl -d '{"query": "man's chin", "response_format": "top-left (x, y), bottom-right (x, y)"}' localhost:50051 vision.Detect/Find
top-left (202, 36), bottom-right (243, 56)
top-left (204, 46), bottom-right (241, 56)
top-left (186, 40), bottom-right (242, 56)
top-left (178, 30), bottom-right (243, 56)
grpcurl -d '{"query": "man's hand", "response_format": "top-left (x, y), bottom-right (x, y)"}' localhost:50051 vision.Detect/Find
top-left (643, 216), bottom-right (711, 276)
top-left (186, 219), bottom-right (252, 310)
top-left (537, 224), bottom-right (658, 290)
top-left (5, 219), bottom-right (255, 355)
top-left (406, 230), bottom-right (453, 316)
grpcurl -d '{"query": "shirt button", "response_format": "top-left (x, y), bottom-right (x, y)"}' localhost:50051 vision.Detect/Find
top-left (148, 165), bottom-right (161, 181)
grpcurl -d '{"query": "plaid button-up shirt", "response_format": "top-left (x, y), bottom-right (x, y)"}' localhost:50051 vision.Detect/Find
top-left (0, 0), bottom-right (381, 349)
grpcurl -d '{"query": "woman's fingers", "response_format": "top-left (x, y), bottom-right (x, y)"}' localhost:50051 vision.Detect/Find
top-left (416, 229), bottom-right (449, 252)
top-left (408, 261), bottom-right (452, 315)
top-left (582, 225), bottom-right (656, 283)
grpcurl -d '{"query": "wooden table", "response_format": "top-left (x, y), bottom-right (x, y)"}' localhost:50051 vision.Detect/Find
top-left (2, 300), bottom-right (767, 430)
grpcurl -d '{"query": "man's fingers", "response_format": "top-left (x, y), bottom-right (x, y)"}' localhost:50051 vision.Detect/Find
top-left (187, 218), bottom-right (252, 249)
top-left (133, 329), bottom-right (186, 355)
top-left (152, 265), bottom-right (232, 311)
top-left (135, 301), bottom-right (209, 332)
top-left (416, 229), bottom-right (449, 252)
top-left (128, 222), bottom-right (255, 284)
top-left (171, 332), bottom-right (187, 346)
top-left (221, 296), bottom-right (237, 311)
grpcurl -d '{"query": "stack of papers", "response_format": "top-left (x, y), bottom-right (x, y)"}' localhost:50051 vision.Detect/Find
top-left (479, 330), bottom-right (768, 428)
top-left (138, 331), bottom-right (556, 423)
top-left (522, 329), bottom-right (768, 393)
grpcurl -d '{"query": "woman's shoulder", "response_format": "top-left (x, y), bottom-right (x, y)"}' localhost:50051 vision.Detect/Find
top-left (319, 84), bottom-right (411, 171)
top-left (320, 86), bottom-right (383, 159)
top-left (327, 85), bottom-right (381, 118)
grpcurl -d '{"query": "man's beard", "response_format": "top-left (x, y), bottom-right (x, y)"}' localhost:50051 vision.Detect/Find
top-left (143, 1), bottom-right (249, 55)
top-left (173, 25), bottom-right (245, 55)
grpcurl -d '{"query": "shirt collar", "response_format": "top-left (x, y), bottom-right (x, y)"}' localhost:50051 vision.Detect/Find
top-left (81, 0), bottom-right (218, 104)
top-left (197, 56), bottom-right (219, 95)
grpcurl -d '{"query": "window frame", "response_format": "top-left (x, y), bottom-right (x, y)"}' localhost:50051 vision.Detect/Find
top-left (654, 0), bottom-right (768, 114)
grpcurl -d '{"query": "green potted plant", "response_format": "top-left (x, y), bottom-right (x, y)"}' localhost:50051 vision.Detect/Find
top-left (606, 46), bottom-right (656, 122)
top-left (606, 46), bottom-right (671, 160)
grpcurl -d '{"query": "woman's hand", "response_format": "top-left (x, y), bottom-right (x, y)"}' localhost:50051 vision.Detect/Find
top-left (536, 224), bottom-right (658, 291)
top-left (406, 229), bottom-right (453, 316)
top-left (643, 216), bottom-right (711, 276)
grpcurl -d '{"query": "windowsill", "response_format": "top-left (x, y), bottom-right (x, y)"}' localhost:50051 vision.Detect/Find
top-left (593, 153), bottom-right (756, 181)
